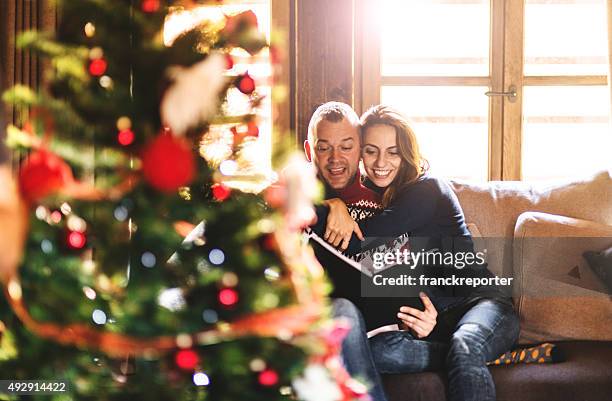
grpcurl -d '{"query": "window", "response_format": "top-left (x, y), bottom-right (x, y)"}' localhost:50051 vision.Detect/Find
top-left (521, 0), bottom-right (610, 181)
top-left (359, 0), bottom-right (611, 181)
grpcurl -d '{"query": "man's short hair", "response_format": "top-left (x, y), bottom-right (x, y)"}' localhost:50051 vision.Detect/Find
top-left (307, 101), bottom-right (360, 144)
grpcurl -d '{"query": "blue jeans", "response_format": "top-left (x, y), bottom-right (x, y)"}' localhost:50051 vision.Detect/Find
top-left (332, 298), bottom-right (389, 401)
top-left (369, 298), bottom-right (520, 401)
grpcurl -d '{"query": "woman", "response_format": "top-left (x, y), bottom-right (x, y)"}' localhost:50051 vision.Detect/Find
top-left (317, 105), bottom-right (519, 401)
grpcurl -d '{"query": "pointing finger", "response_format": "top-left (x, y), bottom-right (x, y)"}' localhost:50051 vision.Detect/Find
top-left (354, 223), bottom-right (364, 241)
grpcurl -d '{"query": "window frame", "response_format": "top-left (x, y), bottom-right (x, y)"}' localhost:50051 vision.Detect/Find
top-left (357, 0), bottom-right (609, 181)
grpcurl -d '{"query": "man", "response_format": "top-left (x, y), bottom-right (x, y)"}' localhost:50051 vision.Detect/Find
top-left (304, 102), bottom-right (382, 227)
top-left (304, 101), bottom-right (391, 401)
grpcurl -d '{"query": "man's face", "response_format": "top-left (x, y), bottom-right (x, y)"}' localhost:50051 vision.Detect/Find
top-left (311, 118), bottom-right (360, 190)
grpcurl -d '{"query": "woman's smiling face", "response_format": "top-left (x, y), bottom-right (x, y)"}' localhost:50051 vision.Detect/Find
top-left (361, 124), bottom-right (401, 188)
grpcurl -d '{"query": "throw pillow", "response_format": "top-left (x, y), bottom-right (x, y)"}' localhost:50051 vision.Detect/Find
top-left (583, 245), bottom-right (612, 292)
top-left (487, 343), bottom-right (563, 365)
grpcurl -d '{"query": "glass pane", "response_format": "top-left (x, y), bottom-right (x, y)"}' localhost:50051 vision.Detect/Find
top-left (380, 0), bottom-right (490, 77)
top-left (522, 86), bottom-right (612, 181)
top-left (165, 4), bottom-right (271, 46)
top-left (164, 2), bottom-right (272, 167)
top-left (164, 4), bottom-right (271, 81)
top-left (524, 0), bottom-right (608, 76)
top-left (380, 86), bottom-right (489, 181)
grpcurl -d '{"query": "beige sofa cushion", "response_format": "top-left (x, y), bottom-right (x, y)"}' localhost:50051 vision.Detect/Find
top-left (449, 169), bottom-right (612, 278)
top-left (513, 211), bottom-right (612, 344)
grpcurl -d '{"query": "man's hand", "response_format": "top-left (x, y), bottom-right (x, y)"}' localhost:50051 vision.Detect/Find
top-left (323, 198), bottom-right (364, 251)
top-left (397, 292), bottom-right (438, 339)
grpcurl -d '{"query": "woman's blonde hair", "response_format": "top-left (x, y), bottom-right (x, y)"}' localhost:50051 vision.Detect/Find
top-left (360, 105), bottom-right (428, 207)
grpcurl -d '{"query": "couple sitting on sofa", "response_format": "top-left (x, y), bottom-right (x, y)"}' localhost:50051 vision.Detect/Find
top-left (305, 102), bottom-right (519, 401)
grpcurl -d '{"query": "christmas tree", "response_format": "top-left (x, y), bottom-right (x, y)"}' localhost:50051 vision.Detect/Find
top-left (0, 1), bottom-right (365, 400)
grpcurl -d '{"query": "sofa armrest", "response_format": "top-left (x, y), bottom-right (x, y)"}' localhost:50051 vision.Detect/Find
top-left (513, 211), bottom-right (612, 343)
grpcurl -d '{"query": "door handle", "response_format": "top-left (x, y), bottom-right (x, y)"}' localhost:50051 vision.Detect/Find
top-left (485, 85), bottom-right (517, 103)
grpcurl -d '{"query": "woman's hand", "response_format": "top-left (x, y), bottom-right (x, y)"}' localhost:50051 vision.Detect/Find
top-left (397, 292), bottom-right (438, 339)
top-left (323, 198), bottom-right (364, 251)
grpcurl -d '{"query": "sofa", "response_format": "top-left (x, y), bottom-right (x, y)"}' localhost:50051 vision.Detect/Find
top-left (382, 169), bottom-right (612, 401)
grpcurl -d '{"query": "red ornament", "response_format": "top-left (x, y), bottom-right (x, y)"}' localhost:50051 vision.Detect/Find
top-left (322, 320), bottom-right (352, 350)
top-left (22, 121), bottom-right (34, 134)
top-left (238, 10), bottom-right (259, 29)
top-left (246, 121), bottom-right (259, 137)
top-left (218, 288), bottom-right (238, 306)
top-left (263, 185), bottom-right (285, 208)
top-left (236, 73), bottom-right (256, 95)
top-left (89, 58), bottom-right (107, 76)
top-left (175, 349), bottom-right (199, 371)
top-left (230, 122), bottom-right (258, 145)
top-left (340, 377), bottom-right (369, 400)
top-left (212, 183), bottom-right (231, 201)
top-left (19, 149), bottom-right (73, 203)
top-left (141, 132), bottom-right (195, 193)
top-left (50, 210), bottom-right (63, 224)
top-left (223, 10), bottom-right (258, 37)
top-left (258, 369), bottom-right (279, 387)
top-left (141, 0), bottom-right (160, 13)
top-left (67, 231), bottom-right (87, 249)
top-left (117, 129), bottom-right (135, 146)
top-left (225, 54), bottom-right (234, 70)
top-left (230, 126), bottom-right (245, 145)
top-left (262, 234), bottom-right (277, 251)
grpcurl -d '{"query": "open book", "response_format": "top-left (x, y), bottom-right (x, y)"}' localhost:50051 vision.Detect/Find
top-left (304, 228), bottom-right (412, 277)
top-left (304, 228), bottom-right (427, 332)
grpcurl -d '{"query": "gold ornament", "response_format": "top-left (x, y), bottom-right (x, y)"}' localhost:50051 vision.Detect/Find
top-left (84, 22), bottom-right (96, 37)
